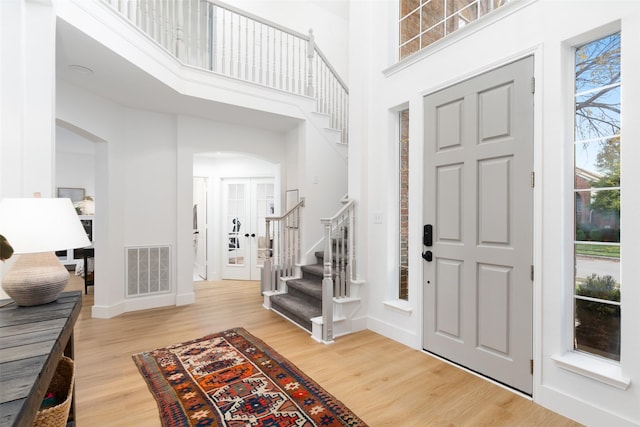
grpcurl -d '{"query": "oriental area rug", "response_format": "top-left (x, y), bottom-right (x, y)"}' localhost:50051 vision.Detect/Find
top-left (132, 327), bottom-right (368, 427)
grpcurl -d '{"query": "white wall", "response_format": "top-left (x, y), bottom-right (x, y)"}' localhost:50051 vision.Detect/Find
top-left (0, 0), bottom-right (56, 200)
top-left (1, 0), bottom-right (58, 298)
top-left (56, 82), bottom-right (184, 316)
top-left (55, 125), bottom-right (96, 198)
top-left (56, 79), bottom-right (300, 315)
top-left (351, 0), bottom-right (640, 425)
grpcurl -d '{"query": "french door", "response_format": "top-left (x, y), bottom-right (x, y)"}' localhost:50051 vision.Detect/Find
top-left (422, 57), bottom-right (534, 394)
top-left (222, 178), bottom-right (274, 280)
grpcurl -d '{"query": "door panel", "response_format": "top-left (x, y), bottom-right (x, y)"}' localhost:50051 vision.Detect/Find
top-left (435, 258), bottom-right (463, 339)
top-left (477, 263), bottom-right (511, 355)
top-left (423, 56), bottom-right (534, 395)
top-left (478, 157), bottom-right (511, 245)
top-left (437, 165), bottom-right (463, 242)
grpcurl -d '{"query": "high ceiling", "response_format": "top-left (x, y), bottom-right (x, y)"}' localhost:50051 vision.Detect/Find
top-left (55, 18), bottom-right (301, 134)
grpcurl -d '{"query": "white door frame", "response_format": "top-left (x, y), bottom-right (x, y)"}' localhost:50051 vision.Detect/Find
top-left (221, 177), bottom-right (274, 280)
top-left (193, 176), bottom-right (208, 281)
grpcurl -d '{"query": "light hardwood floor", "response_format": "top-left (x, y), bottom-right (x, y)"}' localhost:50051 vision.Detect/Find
top-left (67, 275), bottom-right (581, 426)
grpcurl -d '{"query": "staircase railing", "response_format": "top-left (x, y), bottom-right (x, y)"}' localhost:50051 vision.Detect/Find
top-left (262, 198), bottom-right (305, 294)
top-left (320, 198), bottom-right (355, 342)
top-left (100, 0), bottom-right (348, 143)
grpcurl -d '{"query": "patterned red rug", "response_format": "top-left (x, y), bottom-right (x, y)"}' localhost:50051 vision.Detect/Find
top-left (132, 327), bottom-right (368, 426)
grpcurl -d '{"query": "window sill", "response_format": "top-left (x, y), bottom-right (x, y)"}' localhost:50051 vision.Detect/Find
top-left (383, 299), bottom-right (412, 315)
top-left (551, 352), bottom-right (631, 390)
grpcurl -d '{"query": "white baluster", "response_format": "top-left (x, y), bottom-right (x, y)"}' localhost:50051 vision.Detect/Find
top-left (306, 29), bottom-right (315, 97)
top-left (211, 5), bottom-right (217, 72)
top-left (271, 29), bottom-right (276, 88)
top-left (266, 27), bottom-right (270, 87)
top-left (285, 33), bottom-right (290, 92)
top-left (278, 31), bottom-right (283, 89)
top-left (195, 0), bottom-right (202, 68)
top-left (175, 0), bottom-right (184, 61)
top-left (259, 24), bottom-right (264, 84)
top-left (236, 15), bottom-right (241, 78)
top-left (251, 21), bottom-right (256, 82)
top-left (244, 17), bottom-right (249, 80)
top-left (127, 0), bottom-right (136, 24)
top-left (221, 9), bottom-right (226, 75)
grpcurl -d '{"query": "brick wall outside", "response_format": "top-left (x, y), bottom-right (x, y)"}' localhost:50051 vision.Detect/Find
top-left (400, 0), bottom-right (508, 60)
top-left (399, 109), bottom-right (410, 300)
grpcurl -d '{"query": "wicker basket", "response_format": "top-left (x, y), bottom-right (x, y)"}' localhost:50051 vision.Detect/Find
top-left (33, 356), bottom-right (75, 427)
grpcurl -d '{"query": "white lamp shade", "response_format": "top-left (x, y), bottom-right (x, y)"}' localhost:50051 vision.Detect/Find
top-left (0, 198), bottom-right (91, 254)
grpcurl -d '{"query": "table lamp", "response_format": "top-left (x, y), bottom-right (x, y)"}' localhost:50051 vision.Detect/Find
top-left (0, 198), bottom-right (91, 306)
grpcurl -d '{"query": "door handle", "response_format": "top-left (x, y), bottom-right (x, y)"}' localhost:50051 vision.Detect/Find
top-left (423, 224), bottom-right (433, 247)
top-left (251, 233), bottom-right (256, 237)
top-left (244, 233), bottom-right (250, 237)
top-left (422, 251), bottom-right (433, 262)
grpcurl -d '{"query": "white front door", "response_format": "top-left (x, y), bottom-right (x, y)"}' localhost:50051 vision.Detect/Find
top-left (222, 178), bottom-right (274, 280)
top-left (423, 56), bottom-right (534, 394)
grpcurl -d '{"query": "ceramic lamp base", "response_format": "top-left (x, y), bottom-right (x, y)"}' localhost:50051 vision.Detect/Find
top-left (2, 252), bottom-right (70, 306)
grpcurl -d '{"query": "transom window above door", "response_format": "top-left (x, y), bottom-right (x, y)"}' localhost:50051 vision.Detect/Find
top-left (399, 0), bottom-right (511, 60)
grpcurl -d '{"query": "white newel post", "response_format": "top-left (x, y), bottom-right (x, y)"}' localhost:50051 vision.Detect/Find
top-left (321, 220), bottom-right (334, 343)
top-left (262, 219), bottom-right (272, 293)
top-left (306, 29), bottom-right (315, 97)
top-left (175, 0), bottom-right (185, 61)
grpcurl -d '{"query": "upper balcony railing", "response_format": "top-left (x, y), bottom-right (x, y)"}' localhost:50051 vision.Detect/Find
top-left (101, 0), bottom-right (348, 143)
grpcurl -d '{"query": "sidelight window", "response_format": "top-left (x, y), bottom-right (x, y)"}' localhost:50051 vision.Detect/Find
top-left (399, 109), bottom-right (410, 300)
top-left (572, 32), bottom-right (621, 361)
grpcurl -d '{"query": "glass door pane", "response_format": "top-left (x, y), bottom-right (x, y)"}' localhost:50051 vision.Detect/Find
top-left (226, 183), bottom-right (246, 266)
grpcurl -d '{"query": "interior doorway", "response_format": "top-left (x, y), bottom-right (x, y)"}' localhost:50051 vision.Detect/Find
top-left (422, 56), bottom-right (535, 394)
top-left (193, 153), bottom-right (280, 282)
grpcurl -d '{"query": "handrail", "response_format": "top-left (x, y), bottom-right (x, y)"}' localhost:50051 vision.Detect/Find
top-left (319, 199), bottom-right (355, 342)
top-left (261, 198), bottom-right (305, 294)
top-left (206, 0), bottom-right (308, 39)
top-left (265, 199), bottom-right (305, 223)
top-left (99, 0), bottom-right (348, 143)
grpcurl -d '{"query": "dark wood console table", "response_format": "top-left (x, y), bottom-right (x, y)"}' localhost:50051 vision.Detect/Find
top-left (0, 291), bottom-right (82, 427)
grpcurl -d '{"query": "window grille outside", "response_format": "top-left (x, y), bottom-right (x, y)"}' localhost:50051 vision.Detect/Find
top-left (399, 0), bottom-right (511, 60)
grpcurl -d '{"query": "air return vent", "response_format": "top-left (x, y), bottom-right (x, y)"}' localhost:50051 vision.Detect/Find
top-left (126, 246), bottom-right (171, 297)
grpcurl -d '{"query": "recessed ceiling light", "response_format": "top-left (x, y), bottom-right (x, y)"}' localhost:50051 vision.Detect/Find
top-left (68, 64), bottom-right (93, 75)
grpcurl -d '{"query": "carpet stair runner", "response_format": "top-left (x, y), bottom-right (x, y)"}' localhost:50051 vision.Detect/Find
top-left (271, 249), bottom-right (344, 332)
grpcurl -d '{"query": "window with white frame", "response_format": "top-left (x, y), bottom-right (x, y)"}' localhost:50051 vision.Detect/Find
top-left (573, 32), bottom-right (621, 361)
top-left (398, 0), bottom-right (511, 60)
top-left (399, 109), bottom-right (409, 300)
